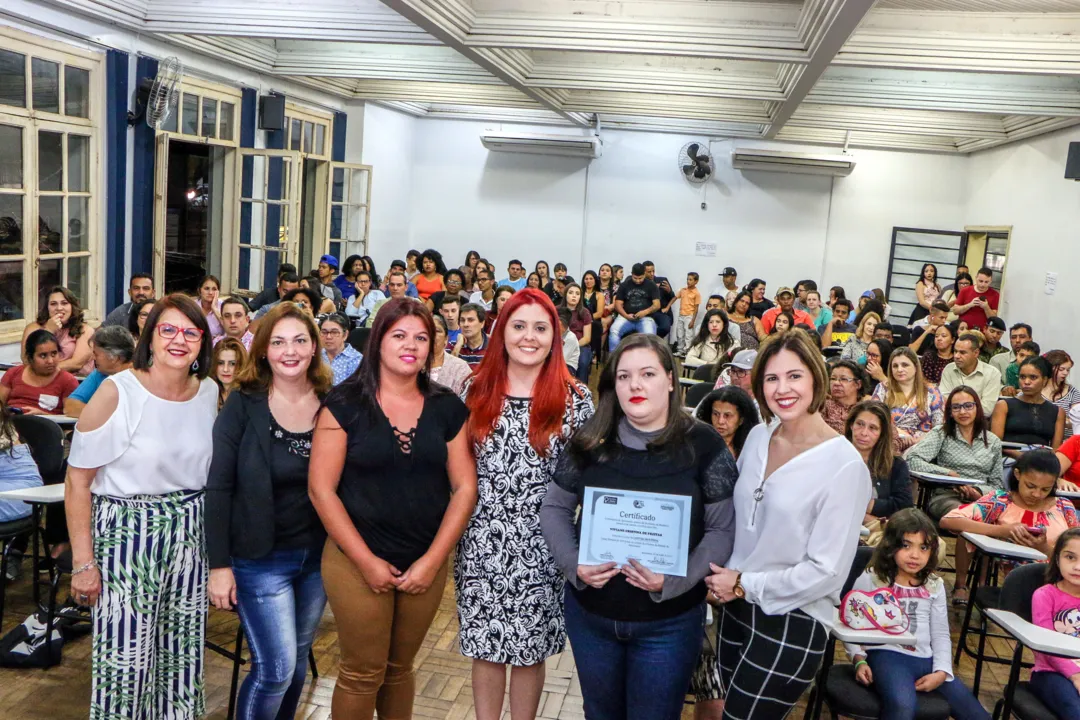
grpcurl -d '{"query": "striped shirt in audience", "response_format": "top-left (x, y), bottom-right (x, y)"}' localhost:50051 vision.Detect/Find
top-left (458, 334), bottom-right (489, 366)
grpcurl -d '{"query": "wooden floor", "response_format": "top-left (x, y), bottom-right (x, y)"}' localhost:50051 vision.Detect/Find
top-left (0, 538), bottom-right (1028, 719)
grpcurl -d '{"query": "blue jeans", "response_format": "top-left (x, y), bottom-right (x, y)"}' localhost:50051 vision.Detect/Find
top-left (609, 315), bottom-right (657, 352)
top-left (866, 650), bottom-right (990, 720)
top-left (232, 546), bottom-right (327, 720)
top-left (575, 345), bottom-right (593, 383)
top-left (564, 587), bottom-right (704, 720)
top-left (1031, 671), bottom-right (1080, 720)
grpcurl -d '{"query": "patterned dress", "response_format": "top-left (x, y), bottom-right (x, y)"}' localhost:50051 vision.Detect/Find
top-left (455, 383), bottom-right (594, 665)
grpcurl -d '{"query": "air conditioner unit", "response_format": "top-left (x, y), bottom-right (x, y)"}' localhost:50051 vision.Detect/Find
top-left (480, 132), bottom-right (602, 159)
top-left (731, 148), bottom-right (855, 177)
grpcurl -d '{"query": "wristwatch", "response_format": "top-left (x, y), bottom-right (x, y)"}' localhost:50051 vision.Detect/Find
top-left (733, 573), bottom-right (745, 599)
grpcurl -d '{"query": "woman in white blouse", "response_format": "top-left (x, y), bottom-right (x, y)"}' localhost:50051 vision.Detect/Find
top-left (66, 295), bottom-right (219, 719)
top-left (705, 330), bottom-right (872, 719)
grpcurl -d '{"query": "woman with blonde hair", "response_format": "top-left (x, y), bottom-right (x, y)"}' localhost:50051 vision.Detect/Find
top-left (872, 346), bottom-right (944, 451)
top-left (840, 311), bottom-right (880, 364)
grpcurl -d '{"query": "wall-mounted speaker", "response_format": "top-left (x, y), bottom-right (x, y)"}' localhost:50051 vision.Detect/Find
top-left (259, 95), bottom-right (285, 131)
top-left (1066, 142), bottom-right (1080, 180)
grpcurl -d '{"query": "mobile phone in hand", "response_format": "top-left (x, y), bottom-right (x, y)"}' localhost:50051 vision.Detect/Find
top-left (1025, 526), bottom-right (1046, 536)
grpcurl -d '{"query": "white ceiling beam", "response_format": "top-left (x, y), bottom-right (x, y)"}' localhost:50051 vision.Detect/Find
top-left (378, 0), bottom-right (588, 125)
top-left (349, 79), bottom-right (542, 108)
top-left (524, 63), bottom-right (785, 102)
top-left (561, 91), bottom-right (771, 125)
top-left (273, 44), bottom-right (498, 84)
top-left (160, 35), bottom-right (278, 73)
top-left (809, 70), bottom-right (1080, 116)
top-left (463, 12), bottom-right (806, 63)
top-left (775, 126), bottom-right (965, 153)
top-left (789, 103), bottom-right (1008, 139)
top-left (764, 0), bottom-right (877, 139)
top-left (142, 0), bottom-right (440, 44)
top-left (837, 30), bottom-right (1080, 75)
top-left (37, 0), bottom-right (148, 27)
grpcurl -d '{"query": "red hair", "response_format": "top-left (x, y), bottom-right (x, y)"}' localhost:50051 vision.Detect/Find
top-left (466, 288), bottom-right (582, 455)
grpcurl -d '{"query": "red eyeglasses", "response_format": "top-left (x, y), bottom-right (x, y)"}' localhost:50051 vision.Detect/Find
top-left (157, 323), bottom-right (204, 343)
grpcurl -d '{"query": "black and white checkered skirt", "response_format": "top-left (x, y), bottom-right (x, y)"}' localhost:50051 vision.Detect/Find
top-left (712, 599), bottom-right (829, 719)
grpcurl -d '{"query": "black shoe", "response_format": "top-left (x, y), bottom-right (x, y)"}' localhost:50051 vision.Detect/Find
top-left (4, 552), bottom-right (23, 582)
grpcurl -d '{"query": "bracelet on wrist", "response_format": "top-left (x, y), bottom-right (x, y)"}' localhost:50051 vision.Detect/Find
top-left (854, 659), bottom-right (868, 669)
top-left (72, 560), bottom-right (98, 576)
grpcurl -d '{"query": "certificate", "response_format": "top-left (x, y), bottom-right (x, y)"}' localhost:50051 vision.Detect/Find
top-left (577, 486), bottom-right (692, 577)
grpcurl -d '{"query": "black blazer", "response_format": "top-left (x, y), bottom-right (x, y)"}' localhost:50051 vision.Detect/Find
top-left (205, 390), bottom-right (319, 568)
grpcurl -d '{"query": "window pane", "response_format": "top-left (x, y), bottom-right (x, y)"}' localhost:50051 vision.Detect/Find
top-left (290, 118), bottom-right (302, 151)
top-left (0, 50), bottom-right (26, 109)
top-left (0, 195), bottom-right (22, 255)
top-left (38, 131), bottom-right (63, 192)
top-left (182, 94), bottom-right (199, 135)
top-left (31, 58), bottom-right (60, 113)
top-left (348, 169), bottom-right (368, 204)
top-left (161, 90), bottom-right (179, 133)
top-left (0, 124), bottom-right (22, 189)
top-left (68, 196), bottom-right (88, 253)
top-left (37, 257), bottom-right (62, 309)
top-left (39, 196), bottom-right (63, 254)
top-left (0, 260), bottom-right (25, 321)
top-left (64, 66), bottom-right (90, 118)
top-left (329, 205), bottom-right (342, 240)
top-left (201, 97), bottom-right (217, 138)
top-left (332, 167), bottom-right (344, 202)
top-left (219, 102), bottom-right (234, 141)
top-left (303, 121), bottom-right (313, 154)
top-left (315, 124), bottom-right (326, 157)
top-left (68, 135), bottom-right (89, 192)
top-left (67, 255), bottom-right (89, 306)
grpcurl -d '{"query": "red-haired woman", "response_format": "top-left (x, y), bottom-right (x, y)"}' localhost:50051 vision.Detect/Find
top-left (455, 288), bottom-right (594, 720)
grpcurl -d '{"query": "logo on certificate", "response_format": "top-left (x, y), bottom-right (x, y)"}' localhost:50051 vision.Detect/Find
top-left (633, 500), bottom-right (644, 509)
top-left (603, 496), bottom-right (618, 505)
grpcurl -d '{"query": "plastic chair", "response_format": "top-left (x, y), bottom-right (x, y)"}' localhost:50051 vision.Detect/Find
top-left (0, 516), bottom-right (35, 632)
top-left (990, 563), bottom-right (1058, 720)
top-left (684, 382), bottom-right (712, 409)
top-left (347, 327), bottom-right (370, 354)
top-left (692, 363), bottom-right (715, 382)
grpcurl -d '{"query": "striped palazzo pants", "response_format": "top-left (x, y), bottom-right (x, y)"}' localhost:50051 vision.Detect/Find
top-left (91, 491), bottom-right (207, 720)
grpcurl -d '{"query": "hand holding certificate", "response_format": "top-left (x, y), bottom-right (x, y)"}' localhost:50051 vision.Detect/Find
top-left (577, 486), bottom-right (692, 577)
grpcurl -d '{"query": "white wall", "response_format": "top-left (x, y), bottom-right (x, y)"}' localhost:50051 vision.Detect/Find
top-left (365, 110), bottom-right (970, 306)
top-left (966, 126), bottom-right (1080, 351)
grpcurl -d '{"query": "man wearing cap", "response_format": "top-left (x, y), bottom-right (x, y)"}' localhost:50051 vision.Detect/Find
top-left (760, 287), bottom-right (815, 334)
top-left (316, 255), bottom-right (345, 308)
top-left (721, 267), bottom-right (739, 309)
top-left (979, 316), bottom-right (1010, 364)
top-left (714, 349), bottom-right (761, 419)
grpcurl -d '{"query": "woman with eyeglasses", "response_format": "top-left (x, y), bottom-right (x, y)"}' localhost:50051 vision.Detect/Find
top-left (320, 313), bottom-right (362, 386)
top-left (65, 295), bottom-right (218, 718)
top-left (820, 359), bottom-right (865, 433)
top-left (127, 298), bottom-right (155, 340)
top-left (906, 385), bottom-right (1003, 605)
top-left (207, 302), bottom-right (333, 719)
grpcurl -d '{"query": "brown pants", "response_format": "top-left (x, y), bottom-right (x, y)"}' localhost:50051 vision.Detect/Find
top-left (321, 540), bottom-right (447, 720)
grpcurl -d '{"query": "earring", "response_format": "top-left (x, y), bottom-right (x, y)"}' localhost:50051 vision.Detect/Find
top-left (148, 352), bottom-right (154, 367)
top-left (191, 359), bottom-right (199, 372)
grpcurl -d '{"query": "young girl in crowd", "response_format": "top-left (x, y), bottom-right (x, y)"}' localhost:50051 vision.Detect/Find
top-left (686, 309), bottom-right (737, 365)
top-left (845, 508), bottom-right (989, 720)
top-left (769, 310), bottom-right (795, 335)
top-left (941, 449), bottom-right (1079, 590)
top-left (1030, 528), bottom-right (1080, 719)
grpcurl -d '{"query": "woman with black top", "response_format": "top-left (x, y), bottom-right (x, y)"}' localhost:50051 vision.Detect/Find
top-left (540, 333), bottom-right (738, 720)
top-left (746, 279), bottom-right (774, 319)
top-left (308, 298), bottom-right (478, 719)
top-left (846, 399), bottom-right (913, 529)
top-left (207, 302), bottom-right (333, 719)
top-left (920, 322), bottom-right (956, 385)
top-left (992, 356), bottom-right (1065, 458)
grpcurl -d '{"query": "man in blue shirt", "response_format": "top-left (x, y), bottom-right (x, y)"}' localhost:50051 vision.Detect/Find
top-left (497, 259), bottom-right (528, 291)
top-left (63, 325), bottom-right (135, 418)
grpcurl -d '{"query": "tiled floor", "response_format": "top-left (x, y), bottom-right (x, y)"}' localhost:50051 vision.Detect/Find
top-left (0, 538), bottom-right (1028, 719)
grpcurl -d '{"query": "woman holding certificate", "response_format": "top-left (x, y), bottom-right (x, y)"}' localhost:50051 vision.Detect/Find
top-left (540, 333), bottom-right (738, 720)
top-left (455, 288), bottom-right (594, 720)
top-left (704, 330), bottom-right (872, 718)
